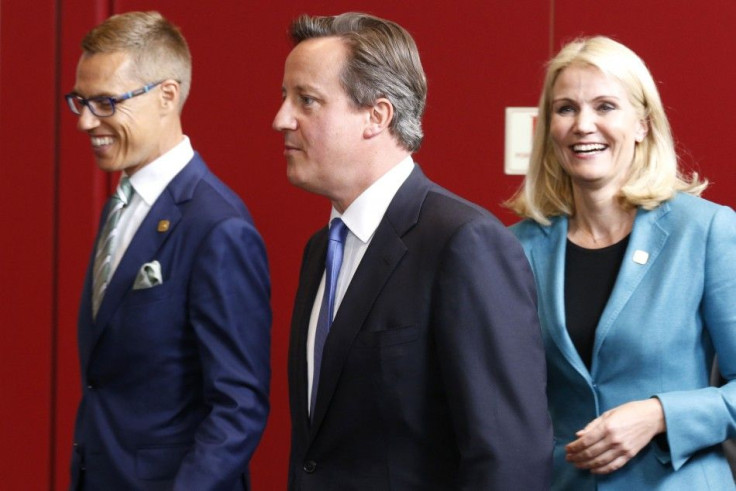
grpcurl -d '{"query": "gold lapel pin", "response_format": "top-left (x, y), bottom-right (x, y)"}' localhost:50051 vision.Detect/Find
top-left (157, 220), bottom-right (170, 232)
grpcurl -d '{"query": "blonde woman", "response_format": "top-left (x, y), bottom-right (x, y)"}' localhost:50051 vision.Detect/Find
top-left (508, 36), bottom-right (736, 490)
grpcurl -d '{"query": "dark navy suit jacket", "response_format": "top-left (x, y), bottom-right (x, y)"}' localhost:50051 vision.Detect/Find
top-left (288, 167), bottom-right (553, 490)
top-left (71, 154), bottom-right (271, 490)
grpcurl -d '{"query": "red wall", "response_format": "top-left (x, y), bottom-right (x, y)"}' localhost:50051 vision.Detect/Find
top-left (1, 1), bottom-right (733, 489)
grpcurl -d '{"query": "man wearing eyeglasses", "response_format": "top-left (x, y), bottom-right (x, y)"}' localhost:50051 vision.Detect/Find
top-left (66, 11), bottom-right (271, 490)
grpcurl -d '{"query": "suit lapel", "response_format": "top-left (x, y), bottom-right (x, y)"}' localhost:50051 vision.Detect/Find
top-left (308, 166), bottom-right (428, 438)
top-left (85, 155), bottom-right (206, 364)
top-left (93, 193), bottom-right (183, 328)
top-left (78, 201), bottom-right (114, 372)
top-left (591, 203), bottom-right (671, 372)
top-left (290, 230), bottom-right (327, 437)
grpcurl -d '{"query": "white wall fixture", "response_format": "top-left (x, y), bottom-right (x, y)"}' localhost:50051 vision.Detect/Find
top-left (504, 107), bottom-right (538, 175)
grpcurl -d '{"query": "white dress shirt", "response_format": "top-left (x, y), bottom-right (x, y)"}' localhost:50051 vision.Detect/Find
top-left (306, 156), bottom-right (415, 410)
top-left (109, 136), bottom-right (194, 276)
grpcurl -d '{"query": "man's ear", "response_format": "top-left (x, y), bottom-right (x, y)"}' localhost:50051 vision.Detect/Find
top-left (363, 98), bottom-right (393, 139)
top-left (159, 79), bottom-right (180, 113)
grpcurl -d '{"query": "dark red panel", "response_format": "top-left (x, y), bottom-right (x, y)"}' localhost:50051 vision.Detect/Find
top-left (53, 1), bottom-right (116, 489)
top-left (0, 1), bottom-right (57, 489)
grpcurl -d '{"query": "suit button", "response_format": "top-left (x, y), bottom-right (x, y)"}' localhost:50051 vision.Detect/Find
top-left (87, 381), bottom-right (98, 390)
top-left (303, 461), bottom-right (317, 473)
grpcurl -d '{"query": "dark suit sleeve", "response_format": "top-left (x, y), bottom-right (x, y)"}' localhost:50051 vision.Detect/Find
top-left (433, 216), bottom-right (552, 490)
top-left (174, 216), bottom-right (271, 490)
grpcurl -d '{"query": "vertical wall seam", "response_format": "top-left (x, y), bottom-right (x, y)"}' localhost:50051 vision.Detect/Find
top-left (50, 0), bottom-right (63, 487)
top-left (549, 0), bottom-right (555, 58)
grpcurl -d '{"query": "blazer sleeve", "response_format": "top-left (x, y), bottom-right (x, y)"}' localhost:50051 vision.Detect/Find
top-left (174, 216), bottom-right (271, 490)
top-left (433, 215), bottom-right (553, 490)
top-left (656, 204), bottom-right (736, 470)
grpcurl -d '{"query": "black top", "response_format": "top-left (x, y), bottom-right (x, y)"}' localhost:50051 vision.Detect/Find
top-left (565, 235), bottom-right (630, 370)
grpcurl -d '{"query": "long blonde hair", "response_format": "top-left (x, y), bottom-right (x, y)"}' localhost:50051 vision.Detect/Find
top-left (507, 36), bottom-right (706, 225)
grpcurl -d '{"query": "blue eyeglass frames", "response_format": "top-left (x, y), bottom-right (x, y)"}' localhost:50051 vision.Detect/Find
top-left (65, 80), bottom-right (164, 117)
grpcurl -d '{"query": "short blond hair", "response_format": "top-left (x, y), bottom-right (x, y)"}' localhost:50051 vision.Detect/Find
top-left (507, 36), bottom-right (706, 225)
top-left (82, 11), bottom-right (192, 110)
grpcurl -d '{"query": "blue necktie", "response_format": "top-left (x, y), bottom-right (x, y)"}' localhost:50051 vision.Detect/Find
top-left (311, 218), bottom-right (348, 419)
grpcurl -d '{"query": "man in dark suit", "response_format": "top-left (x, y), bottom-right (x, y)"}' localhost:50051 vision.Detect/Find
top-left (66, 11), bottom-right (270, 490)
top-left (273, 12), bottom-right (552, 490)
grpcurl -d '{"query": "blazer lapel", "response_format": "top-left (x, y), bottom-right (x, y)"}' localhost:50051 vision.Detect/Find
top-left (530, 217), bottom-right (592, 381)
top-left (308, 166), bottom-right (428, 437)
top-left (591, 204), bottom-right (671, 371)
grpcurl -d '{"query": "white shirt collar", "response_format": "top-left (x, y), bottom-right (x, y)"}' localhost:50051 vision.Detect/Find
top-left (331, 155), bottom-right (414, 243)
top-left (123, 136), bottom-right (194, 206)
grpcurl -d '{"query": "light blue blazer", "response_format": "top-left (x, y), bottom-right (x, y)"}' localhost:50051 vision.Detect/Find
top-left (512, 193), bottom-right (736, 490)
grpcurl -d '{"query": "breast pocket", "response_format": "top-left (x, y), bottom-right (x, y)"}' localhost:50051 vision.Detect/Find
top-left (118, 283), bottom-right (187, 344)
top-left (355, 325), bottom-right (421, 347)
top-left (125, 278), bottom-right (177, 307)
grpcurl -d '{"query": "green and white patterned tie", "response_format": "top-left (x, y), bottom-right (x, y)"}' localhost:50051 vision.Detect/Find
top-left (92, 177), bottom-right (134, 319)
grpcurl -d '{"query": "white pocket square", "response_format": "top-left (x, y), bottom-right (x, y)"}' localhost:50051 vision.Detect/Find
top-left (133, 260), bottom-right (163, 290)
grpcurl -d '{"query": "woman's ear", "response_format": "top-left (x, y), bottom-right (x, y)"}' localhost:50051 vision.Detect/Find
top-left (635, 118), bottom-right (649, 143)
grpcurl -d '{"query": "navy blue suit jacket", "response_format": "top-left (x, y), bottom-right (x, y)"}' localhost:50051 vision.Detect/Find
top-left (288, 167), bottom-right (553, 490)
top-left (71, 154), bottom-right (271, 490)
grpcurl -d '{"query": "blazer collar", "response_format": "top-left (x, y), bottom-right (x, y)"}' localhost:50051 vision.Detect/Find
top-left (591, 202), bottom-right (671, 373)
top-left (529, 216), bottom-right (584, 376)
top-left (529, 202), bottom-right (672, 379)
top-left (307, 166), bottom-right (430, 437)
